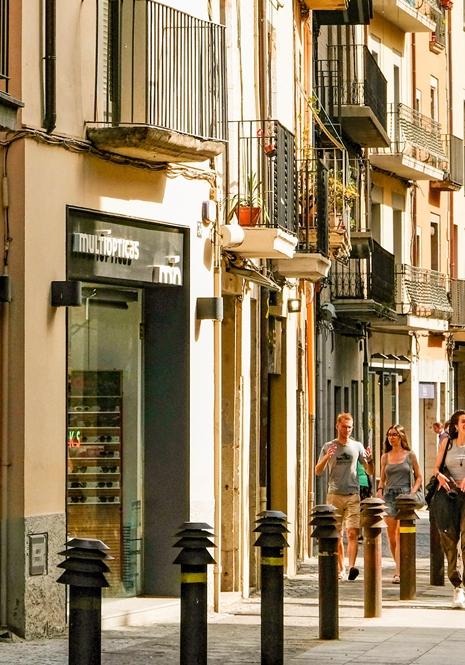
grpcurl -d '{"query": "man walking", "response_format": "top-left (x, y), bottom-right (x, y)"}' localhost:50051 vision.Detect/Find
top-left (315, 412), bottom-right (373, 581)
top-left (433, 421), bottom-right (449, 446)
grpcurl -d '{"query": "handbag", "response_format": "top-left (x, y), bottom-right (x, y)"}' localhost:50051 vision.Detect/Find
top-left (400, 452), bottom-right (425, 507)
top-left (426, 439), bottom-right (451, 507)
top-left (411, 487), bottom-right (425, 508)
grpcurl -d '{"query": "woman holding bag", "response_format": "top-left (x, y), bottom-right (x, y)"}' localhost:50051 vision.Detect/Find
top-left (432, 409), bottom-right (465, 609)
top-left (376, 424), bottom-right (422, 584)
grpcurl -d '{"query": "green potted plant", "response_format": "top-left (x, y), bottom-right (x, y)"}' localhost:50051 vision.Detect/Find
top-left (327, 171), bottom-right (358, 228)
top-left (229, 172), bottom-right (267, 227)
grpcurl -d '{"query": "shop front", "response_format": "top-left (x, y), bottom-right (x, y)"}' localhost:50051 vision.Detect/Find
top-left (65, 206), bottom-right (190, 597)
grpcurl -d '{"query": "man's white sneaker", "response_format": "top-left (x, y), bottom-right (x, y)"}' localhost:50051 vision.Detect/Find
top-left (452, 587), bottom-right (465, 609)
top-left (338, 569), bottom-right (347, 581)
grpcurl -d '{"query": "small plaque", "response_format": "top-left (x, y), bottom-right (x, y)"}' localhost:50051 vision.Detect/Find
top-left (29, 533), bottom-right (48, 576)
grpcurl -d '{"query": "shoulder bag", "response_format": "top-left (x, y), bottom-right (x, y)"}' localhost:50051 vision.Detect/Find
top-left (400, 452), bottom-right (425, 507)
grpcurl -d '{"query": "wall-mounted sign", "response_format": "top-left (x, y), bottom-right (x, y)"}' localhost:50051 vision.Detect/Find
top-left (419, 383), bottom-right (435, 399)
top-left (67, 208), bottom-right (185, 286)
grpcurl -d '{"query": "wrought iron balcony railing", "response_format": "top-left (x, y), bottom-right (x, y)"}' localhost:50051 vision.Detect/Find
top-left (376, 103), bottom-right (447, 170)
top-left (318, 45), bottom-right (387, 132)
top-left (430, 4), bottom-right (446, 51)
top-left (227, 120), bottom-right (297, 235)
top-left (0, 0), bottom-right (8, 94)
top-left (450, 279), bottom-right (465, 328)
top-left (296, 147), bottom-right (354, 254)
top-left (94, 0), bottom-right (227, 141)
top-left (396, 264), bottom-right (452, 320)
top-left (330, 239), bottom-right (395, 308)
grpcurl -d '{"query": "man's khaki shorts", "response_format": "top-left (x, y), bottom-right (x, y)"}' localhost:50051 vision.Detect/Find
top-left (326, 493), bottom-right (360, 531)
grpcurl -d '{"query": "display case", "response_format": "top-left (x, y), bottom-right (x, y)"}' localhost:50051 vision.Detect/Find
top-left (67, 370), bottom-right (122, 589)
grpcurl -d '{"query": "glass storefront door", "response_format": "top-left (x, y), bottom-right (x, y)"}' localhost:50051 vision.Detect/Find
top-left (66, 283), bottom-right (143, 596)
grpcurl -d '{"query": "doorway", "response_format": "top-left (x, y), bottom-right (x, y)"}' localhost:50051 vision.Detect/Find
top-left (67, 283), bottom-right (143, 596)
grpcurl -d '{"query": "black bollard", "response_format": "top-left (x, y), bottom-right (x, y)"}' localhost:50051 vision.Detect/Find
top-left (429, 513), bottom-right (445, 586)
top-left (310, 504), bottom-right (339, 640)
top-left (395, 495), bottom-right (418, 600)
top-left (173, 522), bottom-right (215, 665)
top-left (361, 498), bottom-right (386, 618)
top-left (57, 537), bottom-right (112, 665)
top-left (254, 510), bottom-right (289, 665)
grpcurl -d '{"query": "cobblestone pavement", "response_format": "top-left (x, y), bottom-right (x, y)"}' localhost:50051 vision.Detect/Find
top-left (1, 513), bottom-right (462, 664)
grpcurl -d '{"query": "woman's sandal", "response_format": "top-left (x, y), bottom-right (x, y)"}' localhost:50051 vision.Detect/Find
top-left (392, 574), bottom-right (400, 584)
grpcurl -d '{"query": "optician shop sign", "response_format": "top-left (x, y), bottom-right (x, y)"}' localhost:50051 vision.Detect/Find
top-left (67, 208), bottom-right (185, 286)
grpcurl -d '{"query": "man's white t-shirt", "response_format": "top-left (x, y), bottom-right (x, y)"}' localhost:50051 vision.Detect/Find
top-left (318, 439), bottom-right (367, 495)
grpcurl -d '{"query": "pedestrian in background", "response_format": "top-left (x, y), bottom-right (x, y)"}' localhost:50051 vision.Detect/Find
top-left (433, 421), bottom-right (449, 446)
top-left (376, 424), bottom-right (422, 584)
top-left (432, 409), bottom-right (465, 609)
top-left (316, 412), bottom-right (373, 581)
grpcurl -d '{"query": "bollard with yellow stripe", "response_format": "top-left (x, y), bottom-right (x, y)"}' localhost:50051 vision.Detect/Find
top-left (173, 522), bottom-right (215, 665)
top-left (254, 511), bottom-right (289, 665)
top-left (395, 493), bottom-right (419, 600)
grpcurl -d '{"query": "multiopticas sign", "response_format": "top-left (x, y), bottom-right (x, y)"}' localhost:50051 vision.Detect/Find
top-left (72, 232), bottom-right (140, 261)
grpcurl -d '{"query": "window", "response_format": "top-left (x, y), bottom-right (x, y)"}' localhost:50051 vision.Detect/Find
top-left (0, 0), bottom-right (8, 93)
top-left (415, 89), bottom-right (422, 114)
top-left (414, 227), bottom-right (421, 267)
top-left (430, 214), bottom-right (440, 272)
top-left (430, 76), bottom-right (439, 121)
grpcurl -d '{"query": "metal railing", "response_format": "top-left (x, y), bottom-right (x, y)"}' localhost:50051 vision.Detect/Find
top-left (430, 5), bottom-right (446, 49)
top-left (322, 45), bottom-right (388, 131)
top-left (0, 0), bottom-right (8, 93)
top-left (97, 0), bottom-right (227, 141)
top-left (449, 279), bottom-right (465, 328)
top-left (330, 240), bottom-right (395, 306)
top-left (396, 264), bottom-right (451, 319)
top-left (375, 103), bottom-right (447, 170)
top-left (227, 120), bottom-right (297, 234)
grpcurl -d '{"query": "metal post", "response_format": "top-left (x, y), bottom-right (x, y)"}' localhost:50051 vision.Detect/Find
top-left (173, 522), bottom-right (215, 665)
top-left (429, 513), bottom-right (445, 586)
top-left (361, 498), bottom-right (385, 618)
top-left (254, 510), bottom-right (289, 665)
top-left (57, 537), bottom-right (112, 665)
top-left (395, 495), bottom-right (418, 600)
top-left (310, 504), bottom-right (339, 640)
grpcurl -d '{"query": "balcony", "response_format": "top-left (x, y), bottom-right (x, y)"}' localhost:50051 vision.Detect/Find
top-left (395, 265), bottom-right (451, 331)
top-left (431, 135), bottom-right (464, 191)
top-left (330, 239), bottom-right (397, 320)
top-left (0, 0), bottom-right (23, 130)
top-left (372, 0), bottom-right (436, 33)
top-left (304, 0), bottom-right (348, 8)
top-left (450, 279), bottom-right (465, 330)
top-left (273, 150), bottom-right (336, 279)
top-left (314, 0), bottom-right (373, 24)
top-left (87, 1), bottom-right (227, 163)
top-left (370, 103), bottom-right (447, 180)
top-left (225, 120), bottom-right (298, 260)
top-left (429, 6), bottom-right (446, 53)
top-left (317, 46), bottom-right (389, 148)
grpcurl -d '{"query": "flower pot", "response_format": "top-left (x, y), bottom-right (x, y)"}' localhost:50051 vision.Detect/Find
top-left (236, 205), bottom-right (261, 227)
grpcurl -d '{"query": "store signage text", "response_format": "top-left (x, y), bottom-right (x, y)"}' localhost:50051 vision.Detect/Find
top-left (72, 232), bottom-right (140, 263)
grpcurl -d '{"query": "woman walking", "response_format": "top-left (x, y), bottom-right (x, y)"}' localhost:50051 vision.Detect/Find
top-left (376, 424), bottom-right (422, 583)
top-left (433, 409), bottom-right (465, 608)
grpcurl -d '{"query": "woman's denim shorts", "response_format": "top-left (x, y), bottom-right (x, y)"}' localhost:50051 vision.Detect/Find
top-left (384, 486), bottom-right (410, 517)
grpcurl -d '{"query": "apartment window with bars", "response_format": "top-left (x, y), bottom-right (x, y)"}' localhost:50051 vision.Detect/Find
top-left (0, 0), bottom-right (8, 93)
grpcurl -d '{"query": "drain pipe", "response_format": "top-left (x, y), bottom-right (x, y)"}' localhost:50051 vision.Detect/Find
top-left (0, 298), bottom-right (10, 627)
top-left (43, 0), bottom-right (56, 133)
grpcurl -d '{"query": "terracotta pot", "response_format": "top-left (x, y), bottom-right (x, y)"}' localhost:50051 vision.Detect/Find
top-left (236, 205), bottom-right (261, 226)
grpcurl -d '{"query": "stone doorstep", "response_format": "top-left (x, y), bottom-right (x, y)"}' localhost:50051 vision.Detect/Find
top-left (102, 597), bottom-right (180, 629)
